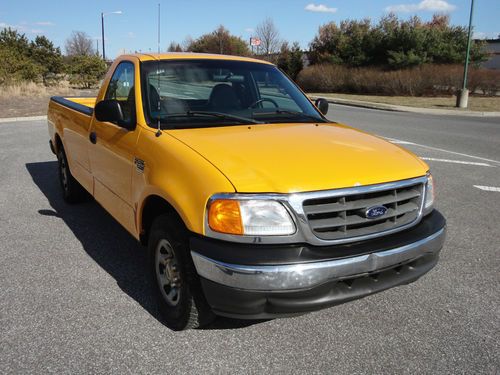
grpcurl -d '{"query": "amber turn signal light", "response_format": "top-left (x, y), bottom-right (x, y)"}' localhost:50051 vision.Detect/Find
top-left (208, 199), bottom-right (243, 235)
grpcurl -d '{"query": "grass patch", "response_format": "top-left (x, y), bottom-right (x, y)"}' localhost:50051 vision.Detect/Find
top-left (0, 82), bottom-right (97, 118)
top-left (309, 93), bottom-right (500, 112)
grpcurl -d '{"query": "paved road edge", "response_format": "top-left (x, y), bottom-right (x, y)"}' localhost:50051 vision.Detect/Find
top-left (0, 115), bottom-right (47, 123)
top-left (308, 96), bottom-right (500, 117)
top-left (2, 99), bottom-right (500, 121)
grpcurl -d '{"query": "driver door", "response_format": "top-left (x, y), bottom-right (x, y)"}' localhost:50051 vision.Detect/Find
top-left (89, 60), bottom-right (139, 235)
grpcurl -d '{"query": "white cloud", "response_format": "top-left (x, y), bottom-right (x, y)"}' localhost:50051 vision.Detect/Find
top-left (305, 3), bottom-right (338, 14)
top-left (385, 0), bottom-right (456, 13)
top-left (245, 27), bottom-right (254, 33)
top-left (35, 21), bottom-right (54, 26)
top-left (127, 31), bottom-right (135, 38)
top-left (0, 21), bottom-right (44, 34)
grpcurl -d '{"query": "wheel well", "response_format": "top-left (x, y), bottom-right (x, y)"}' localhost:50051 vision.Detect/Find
top-left (140, 195), bottom-right (185, 246)
top-left (54, 134), bottom-right (63, 152)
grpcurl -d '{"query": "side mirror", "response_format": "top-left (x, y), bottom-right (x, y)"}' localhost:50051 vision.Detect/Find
top-left (315, 98), bottom-right (329, 116)
top-left (95, 99), bottom-right (124, 124)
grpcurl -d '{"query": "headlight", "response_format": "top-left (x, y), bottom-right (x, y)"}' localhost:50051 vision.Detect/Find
top-left (424, 173), bottom-right (434, 214)
top-left (208, 198), bottom-right (296, 236)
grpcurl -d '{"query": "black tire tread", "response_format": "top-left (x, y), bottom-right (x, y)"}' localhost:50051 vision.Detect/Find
top-left (148, 214), bottom-right (214, 330)
top-left (57, 146), bottom-right (87, 204)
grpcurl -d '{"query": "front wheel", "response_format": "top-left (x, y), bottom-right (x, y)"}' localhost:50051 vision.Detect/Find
top-left (148, 214), bottom-right (214, 330)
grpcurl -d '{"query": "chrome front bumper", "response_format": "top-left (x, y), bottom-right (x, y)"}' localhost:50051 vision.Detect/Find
top-left (191, 227), bottom-right (446, 292)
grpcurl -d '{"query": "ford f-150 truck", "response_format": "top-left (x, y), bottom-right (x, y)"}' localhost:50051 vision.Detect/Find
top-left (47, 53), bottom-right (446, 330)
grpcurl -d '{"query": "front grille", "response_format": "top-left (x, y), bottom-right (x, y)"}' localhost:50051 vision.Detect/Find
top-left (303, 182), bottom-right (424, 241)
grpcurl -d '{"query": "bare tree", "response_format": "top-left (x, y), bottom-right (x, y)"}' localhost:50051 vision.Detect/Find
top-left (256, 18), bottom-right (281, 55)
top-left (65, 31), bottom-right (95, 56)
top-left (182, 36), bottom-right (194, 52)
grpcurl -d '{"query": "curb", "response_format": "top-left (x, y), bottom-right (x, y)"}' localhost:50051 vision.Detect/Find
top-left (309, 96), bottom-right (500, 117)
top-left (0, 115), bottom-right (47, 123)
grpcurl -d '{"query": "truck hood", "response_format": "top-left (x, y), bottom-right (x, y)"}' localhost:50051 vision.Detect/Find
top-left (167, 123), bottom-right (428, 193)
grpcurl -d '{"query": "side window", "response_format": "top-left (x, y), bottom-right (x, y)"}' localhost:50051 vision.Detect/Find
top-left (105, 62), bottom-right (135, 124)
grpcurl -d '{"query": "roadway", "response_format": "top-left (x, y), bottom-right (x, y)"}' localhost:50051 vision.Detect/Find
top-left (0, 106), bottom-right (499, 374)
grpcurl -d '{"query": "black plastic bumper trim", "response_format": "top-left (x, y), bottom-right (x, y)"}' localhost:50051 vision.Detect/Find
top-left (201, 252), bottom-right (439, 319)
top-left (190, 210), bottom-right (445, 266)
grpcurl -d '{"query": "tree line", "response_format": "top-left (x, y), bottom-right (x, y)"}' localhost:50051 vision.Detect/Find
top-left (167, 14), bottom-right (488, 79)
top-left (167, 19), bottom-right (305, 80)
top-left (0, 28), bottom-right (107, 88)
top-left (0, 13), bottom-right (490, 90)
top-left (308, 14), bottom-right (487, 68)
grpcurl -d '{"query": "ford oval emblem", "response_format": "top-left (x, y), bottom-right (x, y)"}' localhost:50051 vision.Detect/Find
top-left (365, 205), bottom-right (388, 219)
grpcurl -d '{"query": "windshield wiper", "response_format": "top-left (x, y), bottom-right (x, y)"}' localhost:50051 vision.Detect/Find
top-left (254, 109), bottom-right (327, 123)
top-left (163, 110), bottom-right (262, 125)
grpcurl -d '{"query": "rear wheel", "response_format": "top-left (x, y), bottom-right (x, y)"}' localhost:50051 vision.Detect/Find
top-left (57, 146), bottom-right (87, 204)
top-left (148, 214), bottom-right (214, 330)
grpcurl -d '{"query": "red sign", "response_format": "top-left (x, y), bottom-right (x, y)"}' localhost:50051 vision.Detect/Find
top-left (250, 37), bottom-right (261, 47)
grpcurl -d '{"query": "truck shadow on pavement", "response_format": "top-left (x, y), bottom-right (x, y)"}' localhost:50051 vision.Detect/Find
top-left (26, 161), bottom-right (264, 331)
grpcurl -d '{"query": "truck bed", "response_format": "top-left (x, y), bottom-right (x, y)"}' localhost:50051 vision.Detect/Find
top-left (50, 96), bottom-right (96, 116)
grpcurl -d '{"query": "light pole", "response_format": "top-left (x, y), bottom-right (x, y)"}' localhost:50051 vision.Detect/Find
top-left (101, 10), bottom-right (122, 61)
top-left (456, 0), bottom-right (475, 108)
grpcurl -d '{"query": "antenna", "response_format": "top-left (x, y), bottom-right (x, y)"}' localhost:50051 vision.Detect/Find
top-left (155, 2), bottom-right (162, 137)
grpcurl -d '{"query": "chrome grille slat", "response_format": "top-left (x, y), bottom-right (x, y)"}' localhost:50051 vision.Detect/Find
top-left (303, 188), bottom-right (421, 215)
top-left (303, 182), bottom-right (424, 241)
top-left (309, 202), bottom-right (419, 230)
top-left (314, 217), bottom-right (416, 240)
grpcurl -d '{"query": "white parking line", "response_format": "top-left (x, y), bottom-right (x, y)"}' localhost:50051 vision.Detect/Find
top-left (420, 157), bottom-right (493, 167)
top-left (474, 185), bottom-right (500, 192)
top-left (386, 137), bottom-right (500, 165)
top-left (387, 139), bottom-right (416, 145)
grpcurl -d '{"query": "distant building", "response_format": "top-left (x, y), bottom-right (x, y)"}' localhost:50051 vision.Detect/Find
top-left (480, 39), bottom-right (500, 70)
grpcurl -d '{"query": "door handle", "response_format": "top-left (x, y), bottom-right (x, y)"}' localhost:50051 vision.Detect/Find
top-left (89, 132), bottom-right (97, 144)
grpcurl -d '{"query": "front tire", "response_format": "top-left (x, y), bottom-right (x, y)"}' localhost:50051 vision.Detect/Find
top-left (56, 146), bottom-right (87, 204)
top-left (148, 214), bottom-right (214, 330)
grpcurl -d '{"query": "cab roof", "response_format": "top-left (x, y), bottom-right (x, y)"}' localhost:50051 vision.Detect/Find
top-left (119, 52), bottom-right (275, 65)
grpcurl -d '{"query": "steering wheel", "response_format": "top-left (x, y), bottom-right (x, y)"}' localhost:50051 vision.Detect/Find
top-left (249, 98), bottom-right (279, 109)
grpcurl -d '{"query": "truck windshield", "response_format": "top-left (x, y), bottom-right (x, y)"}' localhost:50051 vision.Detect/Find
top-left (141, 59), bottom-right (326, 129)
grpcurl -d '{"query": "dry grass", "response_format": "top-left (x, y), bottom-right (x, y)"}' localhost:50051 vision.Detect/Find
top-left (298, 64), bottom-right (500, 97)
top-left (0, 81), bottom-right (77, 99)
top-left (0, 82), bottom-right (98, 118)
top-left (309, 92), bottom-right (500, 112)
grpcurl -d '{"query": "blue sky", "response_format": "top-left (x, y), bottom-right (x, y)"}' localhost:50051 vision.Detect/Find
top-left (1, 0), bottom-right (498, 58)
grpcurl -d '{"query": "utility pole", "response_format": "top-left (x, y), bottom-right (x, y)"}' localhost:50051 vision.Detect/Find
top-left (101, 12), bottom-right (105, 60)
top-left (101, 10), bottom-right (122, 61)
top-left (456, 0), bottom-right (475, 108)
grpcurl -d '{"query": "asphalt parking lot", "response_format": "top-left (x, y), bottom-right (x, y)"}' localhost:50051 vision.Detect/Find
top-left (1, 106), bottom-right (499, 374)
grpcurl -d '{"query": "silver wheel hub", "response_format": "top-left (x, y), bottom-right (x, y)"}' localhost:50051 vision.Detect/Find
top-left (155, 239), bottom-right (181, 306)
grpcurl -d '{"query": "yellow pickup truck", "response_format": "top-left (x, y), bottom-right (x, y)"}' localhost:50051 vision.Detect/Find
top-left (47, 53), bottom-right (446, 330)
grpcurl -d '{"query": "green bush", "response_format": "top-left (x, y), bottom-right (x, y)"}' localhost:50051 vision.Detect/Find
top-left (29, 36), bottom-right (64, 85)
top-left (67, 55), bottom-right (107, 89)
top-left (0, 44), bottom-right (42, 84)
top-left (0, 28), bottom-right (64, 85)
top-left (186, 26), bottom-right (250, 56)
top-left (309, 14), bottom-right (488, 69)
top-left (277, 42), bottom-right (303, 80)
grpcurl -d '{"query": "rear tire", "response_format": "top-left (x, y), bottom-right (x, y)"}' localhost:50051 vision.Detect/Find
top-left (148, 214), bottom-right (215, 330)
top-left (57, 146), bottom-right (87, 204)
